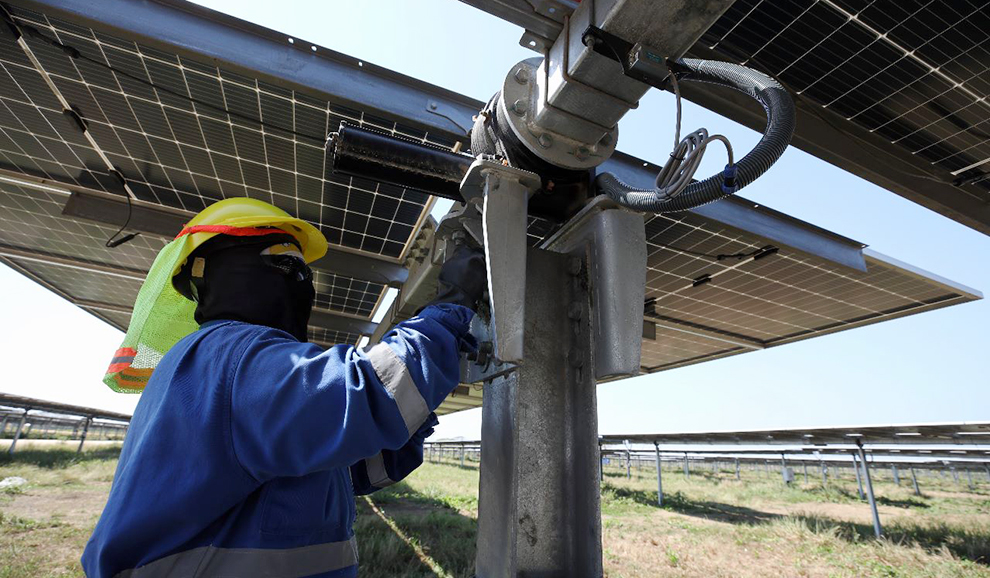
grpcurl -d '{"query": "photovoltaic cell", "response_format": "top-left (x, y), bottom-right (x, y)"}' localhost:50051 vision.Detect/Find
top-left (700, 0), bottom-right (990, 197)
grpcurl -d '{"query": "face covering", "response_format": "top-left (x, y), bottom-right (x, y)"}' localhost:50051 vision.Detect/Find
top-left (192, 234), bottom-right (315, 341)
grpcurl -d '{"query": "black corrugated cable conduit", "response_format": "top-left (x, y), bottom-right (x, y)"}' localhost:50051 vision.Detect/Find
top-left (596, 59), bottom-right (795, 213)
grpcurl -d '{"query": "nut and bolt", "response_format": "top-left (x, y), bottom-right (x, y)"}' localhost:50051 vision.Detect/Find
top-left (429, 101), bottom-right (438, 110)
top-left (511, 99), bottom-right (528, 116)
top-left (538, 133), bottom-right (553, 148)
top-left (513, 67), bottom-right (530, 84)
top-left (568, 302), bottom-right (582, 320)
top-left (574, 146), bottom-right (591, 160)
top-left (567, 257), bottom-right (583, 276)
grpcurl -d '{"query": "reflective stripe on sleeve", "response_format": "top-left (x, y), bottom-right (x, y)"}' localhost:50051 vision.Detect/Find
top-left (366, 342), bottom-right (429, 435)
top-left (114, 536), bottom-right (358, 578)
top-left (365, 452), bottom-right (396, 488)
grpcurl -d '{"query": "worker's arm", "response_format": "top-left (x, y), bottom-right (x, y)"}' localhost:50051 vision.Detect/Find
top-left (350, 412), bottom-right (438, 495)
top-left (227, 303), bottom-right (475, 482)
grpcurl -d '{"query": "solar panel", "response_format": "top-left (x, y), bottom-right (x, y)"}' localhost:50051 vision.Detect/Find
top-left (0, 1), bottom-right (980, 418)
top-left (455, 0), bottom-right (990, 234)
top-left (0, 4), bottom-right (440, 260)
top-left (701, 0), bottom-right (990, 186)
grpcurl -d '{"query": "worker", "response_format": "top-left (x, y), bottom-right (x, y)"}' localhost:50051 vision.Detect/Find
top-left (82, 198), bottom-right (485, 577)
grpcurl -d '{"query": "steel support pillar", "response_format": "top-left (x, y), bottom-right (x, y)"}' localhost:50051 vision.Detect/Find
top-left (654, 443), bottom-right (663, 507)
top-left (820, 461), bottom-right (827, 486)
top-left (803, 463), bottom-right (808, 483)
top-left (460, 446), bottom-right (465, 468)
top-left (780, 454), bottom-right (788, 484)
top-left (475, 248), bottom-right (601, 577)
top-left (77, 417), bottom-right (91, 454)
top-left (852, 452), bottom-right (865, 499)
top-left (856, 442), bottom-right (882, 538)
top-left (951, 467), bottom-right (960, 484)
top-left (735, 458), bottom-right (740, 480)
top-left (910, 467), bottom-right (921, 496)
top-left (892, 465), bottom-right (900, 485)
top-left (625, 450), bottom-right (631, 480)
top-left (0, 415), bottom-right (8, 436)
top-left (985, 465), bottom-right (990, 483)
top-left (7, 411), bottom-right (28, 455)
top-left (684, 454), bottom-right (690, 478)
top-left (966, 468), bottom-right (974, 489)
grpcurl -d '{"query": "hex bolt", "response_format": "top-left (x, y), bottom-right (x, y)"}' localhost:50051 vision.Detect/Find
top-left (511, 99), bottom-right (528, 116)
top-left (513, 67), bottom-right (530, 84)
top-left (568, 302), bottom-right (582, 320)
top-left (567, 257), bottom-right (583, 276)
top-left (538, 133), bottom-right (553, 148)
top-left (575, 146), bottom-right (591, 160)
top-left (429, 101), bottom-right (438, 110)
top-left (569, 347), bottom-right (584, 368)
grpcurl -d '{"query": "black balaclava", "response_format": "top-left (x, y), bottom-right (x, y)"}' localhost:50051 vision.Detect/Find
top-left (187, 233), bottom-right (315, 341)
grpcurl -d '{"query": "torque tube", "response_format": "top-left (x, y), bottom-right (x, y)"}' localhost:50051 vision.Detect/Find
top-left (327, 122), bottom-right (473, 202)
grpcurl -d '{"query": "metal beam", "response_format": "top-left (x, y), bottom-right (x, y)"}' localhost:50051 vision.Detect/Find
top-left (475, 248), bottom-right (601, 576)
top-left (0, 244), bottom-right (147, 281)
top-left (59, 189), bottom-right (410, 285)
top-left (646, 313), bottom-right (765, 350)
top-left (857, 442), bottom-right (883, 538)
top-left (307, 308), bottom-right (378, 336)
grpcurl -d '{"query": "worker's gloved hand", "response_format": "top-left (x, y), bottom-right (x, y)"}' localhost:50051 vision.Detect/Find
top-left (429, 244), bottom-right (487, 312)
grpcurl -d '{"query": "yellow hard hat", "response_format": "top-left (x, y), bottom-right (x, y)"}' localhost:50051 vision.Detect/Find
top-left (171, 197), bottom-right (328, 278)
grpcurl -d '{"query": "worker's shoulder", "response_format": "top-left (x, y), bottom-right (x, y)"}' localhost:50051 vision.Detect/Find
top-left (196, 320), bottom-right (297, 346)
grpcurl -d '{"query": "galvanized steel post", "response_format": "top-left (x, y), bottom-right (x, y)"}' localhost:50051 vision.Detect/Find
top-left (735, 458), bottom-right (740, 480)
top-left (474, 249), bottom-right (601, 577)
top-left (77, 417), bottom-right (91, 454)
top-left (684, 453), bottom-right (690, 478)
top-left (856, 441), bottom-right (882, 538)
top-left (910, 466), bottom-right (921, 496)
top-left (7, 410), bottom-right (28, 455)
top-left (654, 442), bottom-right (663, 507)
top-left (852, 452), bottom-right (865, 499)
top-left (892, 465), bottom-right (900, 485)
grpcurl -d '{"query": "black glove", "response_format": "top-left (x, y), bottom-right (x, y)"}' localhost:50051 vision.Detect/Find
top-left (429, 244), bottom-right (487, 311)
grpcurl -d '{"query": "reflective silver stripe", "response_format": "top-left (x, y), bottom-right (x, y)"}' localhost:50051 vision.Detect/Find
top-left (366, 342), bottom-right (429, 435)
top-left (114, 537), bottom-right (358, 578)
top-left (365, 452), bottom-right (396, 488)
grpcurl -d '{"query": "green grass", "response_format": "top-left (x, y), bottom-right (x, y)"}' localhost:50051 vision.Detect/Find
top-left (1, 448), bottom-right (988, 577)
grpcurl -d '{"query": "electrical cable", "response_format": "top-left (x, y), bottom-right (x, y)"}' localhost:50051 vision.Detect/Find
top-left (652, 71), bottom-right (734, 200)
top-left (105, 189), bottom-right (139, 248)
top-left (654, 241), bottom-right (764, 262)
top-left (596, 58), bottom-right (795, 213)
top-left (6, 13), bottom-right (327, 144)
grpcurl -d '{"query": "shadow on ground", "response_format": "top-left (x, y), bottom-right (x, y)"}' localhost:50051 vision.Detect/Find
top-left (355, 481), bottom-right (477, 578)
top-left (600, 480), bottom-right (990, 565)
top-left (0, 447), bottom-right (122, 469)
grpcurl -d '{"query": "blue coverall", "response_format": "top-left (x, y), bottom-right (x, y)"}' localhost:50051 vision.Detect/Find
top-left (82, 303), bottom-right (474, 578)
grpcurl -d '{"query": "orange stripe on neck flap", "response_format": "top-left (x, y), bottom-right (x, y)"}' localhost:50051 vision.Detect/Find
top-left (174, 225), bottom-right (288, 240)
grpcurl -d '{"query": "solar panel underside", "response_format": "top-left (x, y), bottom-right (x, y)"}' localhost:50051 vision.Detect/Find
top-left (699, 0), bottom-right (990, 207)
top-left (0, 5), bottom-right (453, 346)
top-left (638, 209), bottom-right (976, 372)
top-left (0, 2), bottom-right (979, 417)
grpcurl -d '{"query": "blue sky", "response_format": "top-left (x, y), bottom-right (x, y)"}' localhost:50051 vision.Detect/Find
top-left (1, 0), bottom-right (986, 439)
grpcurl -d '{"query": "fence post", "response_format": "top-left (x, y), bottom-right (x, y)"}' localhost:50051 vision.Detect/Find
top-left (654, 443), bottom-right (663, 507)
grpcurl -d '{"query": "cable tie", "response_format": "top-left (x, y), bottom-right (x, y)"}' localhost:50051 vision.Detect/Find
top-left (692, 274), bottom-right (712, 287)
top-left (107, 167), bottom-right (127, 189)
top-left (752, 246), bottom-right (779, 261)
top-left (62, 106), bottom-right (88, 133)
top-left (106, 232), bottom-right (138, 248)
